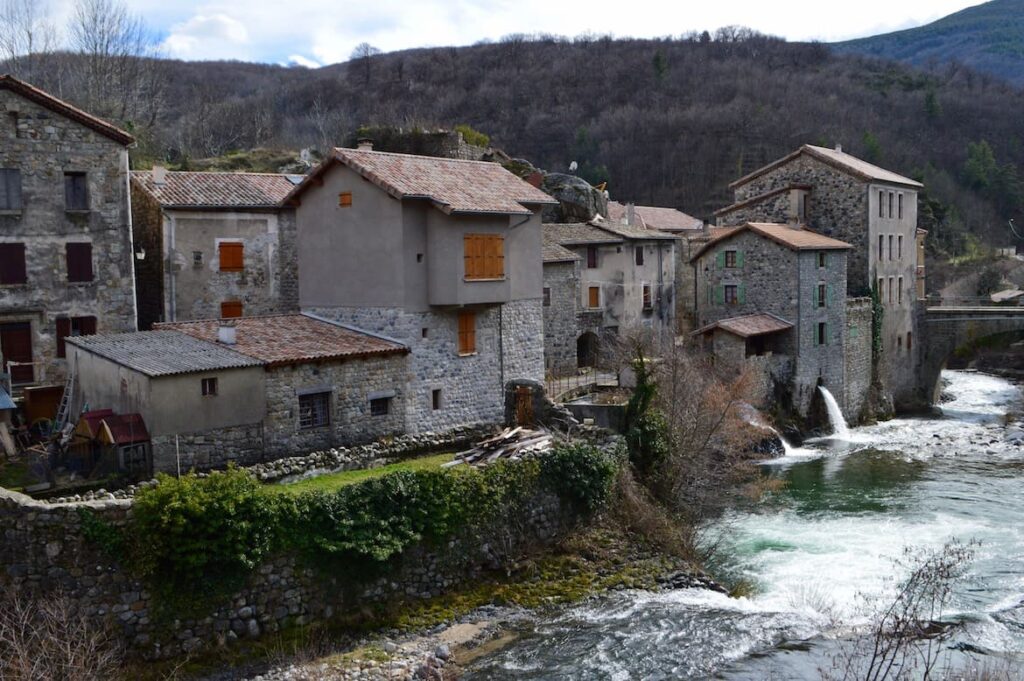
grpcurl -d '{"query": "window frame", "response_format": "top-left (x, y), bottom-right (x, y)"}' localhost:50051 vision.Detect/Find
top-left (0, 242), bottom-right (27, 285)
top-left (898, 193), bottom-right (904, 219)
top-left (586, 246), bottom-right (598, 269)
top-left (220, 300), bottom-right (243, 318)
top-left (724, 284), bottom-right (738, 305)
top-left (897, 235), bottom-right (903, 260)
top-left (898, 276), bottom-right (904, 304)
top-left (888, 191), bottom-right (894, 218)
top-left (218, 241), bottom-right (244, 273)
top-left (65, 242), bottom-right (94, 283)
top-left (879, 191), bottom-right (884, 218)
top-left (298, 391), bottom-right (331, 429)
top-left (818, 283), bottom-right (827, 308)
top-left (463, 233), bottom-right (505, 281)
top-left (587, 286), bottom-right (600, 309)
top-left (431, 389), bottom-right (442, 411)
top-left (370, 396), bottom-right (390, 417)
top-left (64, 171), bottom-right (89, 211)
top-left (201, 377), bottom-right (218, 396)
top-left (817, 322), bottom-right (828, 346)
top-left (817, 251), bottom-right (827, 269)
top-left (0, 168), bottom-right (22, 211)
top-left (634, 246), bottom-right (644, 267)
top-left (56, 315), bottom-right (96, 358)
top-left (457, 310), bottom-right (476, 355)
top-left (542, 287), bottom-right (551, 307)
top-left (878, 235), bottom-right (884, 260)
top-left (724, 249), bottom-right (737, 268)
top-left (642, 284), bottom-right (652, 311)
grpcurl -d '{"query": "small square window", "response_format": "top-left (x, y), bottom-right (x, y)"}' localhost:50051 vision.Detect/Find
top-left (221, 300), bottom-right (243, 318)
top-left (432, 389), bottom-right (442, 411)
top-left (634, 246), bottom-right (644, 266)
top-left (543, 287), bottom-right (551, 307)
top-left (201, 377), bottom-right (218, 396)
top-left (724, 250), bottom-right (737, 268)
top-left (642, 285), bottom-right (652, 310)
top-left (416, 253), bottom-right (424, 263)
top-left (339, 191), bottom-right (352, 207)
top-left (817, 251), bottom-right (827, 268)
top-left (370, 397), bottom-right (390, 416)
top-left (299, 392), bottom-right (330, 429)
top-left (586, 246), bottom-right (598, 269)
top-left (724, 284), bottom-right (738, 305)
top-left (422, 327), bottom-right (429, 339)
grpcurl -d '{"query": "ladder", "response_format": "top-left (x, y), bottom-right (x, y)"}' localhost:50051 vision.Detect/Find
top-left (55, 371), bottom-right (75, 431)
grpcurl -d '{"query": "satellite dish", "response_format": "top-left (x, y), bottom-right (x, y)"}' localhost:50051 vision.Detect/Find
top-left (569, 161), bottom-right (578, 172)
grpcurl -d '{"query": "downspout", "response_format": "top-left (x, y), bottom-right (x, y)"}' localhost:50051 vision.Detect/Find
top-left (167, 213), bottom-right (176, 322)
top-left (498, 304), bottom-right (505, 404)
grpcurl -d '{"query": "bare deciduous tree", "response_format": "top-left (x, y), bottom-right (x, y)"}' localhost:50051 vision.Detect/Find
top-left (349, 42), bottom-right (381, 86)
top-left (0, 0), bottom-right (56, 84)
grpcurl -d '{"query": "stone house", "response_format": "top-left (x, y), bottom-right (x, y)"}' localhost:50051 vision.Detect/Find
top-left (0, 75), bottom-right (137, 394)
top-left (66, 313), bottom-right (409, 474)
top-left (130, 168), bottom-right (301, 329)
top-left (691, 222), bottom-right (870, 420)
top-left (715, 144), bottom-right (922, 405)
top-left (542, 220), bottom-right (678, 372)
top-left (285, 146), bottom-right (556, 434)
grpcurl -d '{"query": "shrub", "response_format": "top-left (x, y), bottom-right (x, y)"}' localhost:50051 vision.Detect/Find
top-left (541, 443), bottom-right (618, 514)
top-left (454, 124), bottom-right (490, 148)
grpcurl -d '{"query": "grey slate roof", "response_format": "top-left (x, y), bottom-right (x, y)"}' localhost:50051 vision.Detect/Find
top-left (65, 331), bottom-right (262, 377)
top-left (543, 222), bottom-right (624, 245)
top-left (542, 230), bottom-right (581, 263)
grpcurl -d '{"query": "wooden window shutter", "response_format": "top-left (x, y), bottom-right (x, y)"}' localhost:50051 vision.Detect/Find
top-left (64, 172), bottom-right (88, 210)
top-left (714, 285), bottom-right (724, 304)
top-left (221, 300), bottom-right (243, 318)
top-left (735, 250), bottom-right (744, 268)
top-left (588, 286), bottom-right (600, 308)
top-left (457, 311), bottom-right (476, 354)
top-left (65, 242), bottom-right (93, 282)
top-left (738, 283), bottom-right (746, 304)
top-left (79, 316), bottom-right (97, 336)
top-left (464, 234), bottom-right (504, 280)
top-left (338, 191), bottom-right (352, 207)
top-left (0, 169), bottom-right (21, 210)
top-left (219, 242), bottom-right (244, 272)
top-left (716, 251), bottom-right (725, 269)
top-left (0, 243), bottom-right (26, 284)
top-left (56, 318), bottom-right (71, 358)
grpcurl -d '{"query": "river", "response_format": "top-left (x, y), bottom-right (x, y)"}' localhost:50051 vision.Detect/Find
top-left (465, 370), bottom-right (1024, 679)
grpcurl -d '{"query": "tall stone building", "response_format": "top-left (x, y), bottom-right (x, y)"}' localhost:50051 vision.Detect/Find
top-left (0, 75), bottom-right (137, 393)
top-left (716, 144), bottom-right (922, 405)
top-left (130, 168), bottom-right (301, 329)
top-left (286, 146), bottom-right (555, 433)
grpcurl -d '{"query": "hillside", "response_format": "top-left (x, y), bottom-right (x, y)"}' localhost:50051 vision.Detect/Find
top-left (14, 33), bottom-right (1024, 256)
top-left (834, 0), bottom-right (1024, 86)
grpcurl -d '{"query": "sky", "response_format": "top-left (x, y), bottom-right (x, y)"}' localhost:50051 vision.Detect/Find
top-left (45, 0), bottom-right (986, 67)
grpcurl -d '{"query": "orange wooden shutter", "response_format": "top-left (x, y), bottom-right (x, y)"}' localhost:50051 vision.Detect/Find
top-left (338, 192), bottom-right (352, 207)
top-left (219, 242), bottom-right (244, 272)
top-left (588, 286), bottom-right (599, 308)
top-left (464, 235), bottom-right (504, 279)
top-left (221, 300), bottom-right (243, 318)
top-left (457, 311), bottom-right (476, 354)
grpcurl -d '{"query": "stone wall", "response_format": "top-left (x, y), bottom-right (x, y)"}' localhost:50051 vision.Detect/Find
top-left (151, 422), bottom-right (265, 474)
top-left (543, 261), bottom-right (580, 376)
top-left (844, 297), bottom-right (874, 422)
top-left (309, 299), bottom-right (544, 434)
top-left (130, 183), bottom-right (164, 330)
top-left (0, 472), bottom-right (574, 660)
top-left (793, 250), bottom-right (848, 420)
top-left (717, 188), bottom-right (792, 226)
top-left (0, 88), bottom-right (137, 386)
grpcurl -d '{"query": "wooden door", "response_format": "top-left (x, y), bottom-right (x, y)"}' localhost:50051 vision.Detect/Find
top-left (515, 385), bottom-right (534, 427)
top-left (0, 322), bottom-right (33, 384)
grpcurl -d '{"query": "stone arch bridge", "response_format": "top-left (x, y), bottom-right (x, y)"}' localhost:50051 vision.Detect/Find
top-left (918, 306), bottom-right (1024, 402)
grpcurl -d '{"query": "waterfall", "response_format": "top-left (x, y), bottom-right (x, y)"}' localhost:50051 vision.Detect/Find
top-left (818, 386), bottom-right (850, 439)
top-left (740, 402), bottom-right (795, 456)
top-left (774, 430), bottom-right (795, 456)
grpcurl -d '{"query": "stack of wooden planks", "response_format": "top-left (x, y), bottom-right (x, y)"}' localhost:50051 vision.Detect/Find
top-left (443, 426), bottom-right (554, 467)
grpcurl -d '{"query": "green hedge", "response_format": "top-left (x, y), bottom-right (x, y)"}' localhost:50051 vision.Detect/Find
top-left (105, 444), bottom-right (616, 617)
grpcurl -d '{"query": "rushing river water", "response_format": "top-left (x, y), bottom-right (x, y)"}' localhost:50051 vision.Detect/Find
top-left (466, 371), bottom-right (1024, 679)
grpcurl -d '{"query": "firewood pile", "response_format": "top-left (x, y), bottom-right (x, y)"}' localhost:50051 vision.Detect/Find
top-left (443, 426), bottom-right (554, 468)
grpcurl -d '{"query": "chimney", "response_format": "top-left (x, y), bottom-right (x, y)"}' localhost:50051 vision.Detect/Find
top-left (152, 165), bottom-right (167, 186)
top-left (625, 203), bottom-right (635, 226)
top-left (356, 138), bottom-right (373, 151)
top-left (217, 320), bottom-right (237, 345)
top-left (835, 143), bottom-right (843, 153)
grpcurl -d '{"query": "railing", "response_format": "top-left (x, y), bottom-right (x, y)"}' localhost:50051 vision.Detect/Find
top-left (545, 370), bottom-right (619, 403)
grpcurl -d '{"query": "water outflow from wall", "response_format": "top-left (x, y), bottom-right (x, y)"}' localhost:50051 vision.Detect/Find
top-left (818, 386), bottom-right (850, 439)
top-left (773, 429), bottom-right (795, 456)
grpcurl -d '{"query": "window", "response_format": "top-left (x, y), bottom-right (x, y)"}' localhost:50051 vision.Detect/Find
top-left (878, 235), bottom-right (884, 260)
top-left (907, 331), bottom-right (912, 351)
top-left (642, 285), bottom-right (652, 310)
top-left (898, 335), bottom-right (903, 350)
top-left (193, 250), bottom-right (203, 267)
top-left (888, 191), bottom-right (894, 218)
top-left (635, 246), bottom-right (644, 266)
top-left (0, 243), bottom-right (26, 284)
top-left (588, 286), bottom-right (600, 308)
top-left (370, 397), bottom-right (390, 416)
top-left (55, 316), bottom-right (96, 358)
top-left (201, 377), bottom-right (218, 396)
top-left (586, 246), bottom-right (598, 269)
top-left (725, 250), bottom-right (737, 268)
top-left (338, 191), bottom-right (352, 207)
top-left (797, 191), bottom-right (807, 221)
top-left (416, 253), bottom-right (423, 263)
top-left (457, 311), bottom-right (476, 355)
top-left (421, 327), bottom-right (429, 339)
top-left (898, 193), bottom-right (904, 219)
top-left (218, 241), bottom-right (244, 272)
top-left (543, 287), bottom-right (551, 307)
top-left (724, 284), bottom-right (738, 305)
top-left (817, 322), bottom-right (827, 346)
top-left (879, 191), bottom-right (884, 218)
top-left (464, 234), bottom-right (505, 280)
top-left (299, 392), bottom-right (330, 429)
top-left (0, 168), bottom-right (22, 210)
top-left (432, 389), bottom-right (442, 411)
top-left (818, 283), bottom-right (827, 308)
top-left (64, 172), bottom-right (88, 210)
top-left (0, 322), bottom-right (33, 384)
top-left (878, 277), bottom-right (885, 301)
top-left (65, 242), bottom-right (93, 282)
top-left (818, 251), bottom-right (827, 268)
top-left (221, 300), bottom-right (243, 318)
top-left (898, 276), bottom-right (904, 304)
top-left (897, 235), bottom-right (903, 260)
top-left (888, 235), bottom-right (894, 260)
top-left (888, 277), bottom-right (895, 304)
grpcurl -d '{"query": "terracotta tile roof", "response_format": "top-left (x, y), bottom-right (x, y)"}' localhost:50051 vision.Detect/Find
top-left (0, 74), bottom-right (134, 145)
top-left (132, 170), bottom-right (302, 208)
top-left (100, 413), bottom-right (150, 445)
top-left (606, 201), bottom-right (703, 231)
top-left (160, 314), bottom-right (408, 367)
top-left (66, 331), bottom-right (262, 377)
top-left (694, 313), bottom-right (794, 338)
top-left (286, 148), bottom-right (557, 215)
top-left (731, 144), bottom-right (922, 189)
top-left (691, 222), bottom-right (851, 261)
top-left (542, 230), bottom-right (580, 263)
top-left (544, 222), bottom-right (624, 246)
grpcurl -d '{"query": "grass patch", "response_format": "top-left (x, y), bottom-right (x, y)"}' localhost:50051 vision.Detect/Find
top-left (0, 460), bottom-right (37, 491)
top-left (271, 452), bottom-right (456, 495)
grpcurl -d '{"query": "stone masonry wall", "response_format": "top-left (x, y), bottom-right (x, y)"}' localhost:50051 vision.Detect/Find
top-left (151, 422), bottom-right (265, 474)
top-left (277, 208), bottom-right (300, 312)
top-left (793, 250), bottom-right (848, 420)
top-left (844, 297), bottom-right (873, 422)
top-left (717, 189), bottom-right (792, 226)
top-left (0, 89), bottom-right (136, 385)
top-left (0, 478), bottom-right (572, 660)
top-left (130, 183), bottom-right (164, 330)
top-left (543, 261), bottom-right (580, 376)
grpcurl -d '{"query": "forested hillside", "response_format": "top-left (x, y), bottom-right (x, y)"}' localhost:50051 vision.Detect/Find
top-left (10, 31), bottom-right (1024, 255)
top-left (835, 0), bottom-right (1024, 87)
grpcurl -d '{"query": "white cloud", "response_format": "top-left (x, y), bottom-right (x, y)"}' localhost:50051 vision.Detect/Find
top-left (286, 54), bottom-right (320, 68)
top-left (162, 12), bottom-right (250, 60)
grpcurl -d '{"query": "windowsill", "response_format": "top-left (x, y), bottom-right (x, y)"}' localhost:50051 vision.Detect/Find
top-left (0, 282), bottom-right (28, 288)
top-left (463, 277), bottom-right (506, 283)
top-left (0, 210), bottom-right (23, 216)
top-left (299, 424), bottom-right (330, 431)
top-left (219, 270), bottom-right (245, 274)
top-left (65, 209), bottom-right (91, 215)
top-left (66, 281), bottom-right (96, 286)
top-left (458, 351), bottom-right (478, 357)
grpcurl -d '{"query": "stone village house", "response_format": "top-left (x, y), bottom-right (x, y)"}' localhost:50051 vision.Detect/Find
top-left (691, 222), bottom-right (873, 421)
top-left (0, 75), bottom-right (137, 399)
top-left (66, 314), bottom-right (408, 474)
top-left (130, 168), bottom-right (301, 329)
top-left (541, 220), bottom-right (678, 375)
top-left (714, 144), bottom-right (922, 407)
top-left (284, 146), bottom-right (556, 434)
